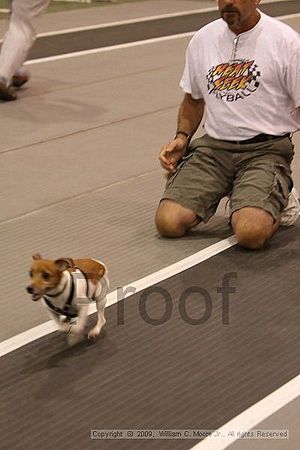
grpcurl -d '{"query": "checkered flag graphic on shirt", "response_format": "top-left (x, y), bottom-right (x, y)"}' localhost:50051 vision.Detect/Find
top-left (206, 67), bottom-right (215, 92)
top-left (248, 64), bottom-right (260, 88)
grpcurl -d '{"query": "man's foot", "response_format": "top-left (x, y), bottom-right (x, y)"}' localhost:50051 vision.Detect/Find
top-left (280, 187), bottom-right (300, 226)
top-left (11, 71), bottom-right (29, 88)
top-left (0, 80), bottom-right (17, 101)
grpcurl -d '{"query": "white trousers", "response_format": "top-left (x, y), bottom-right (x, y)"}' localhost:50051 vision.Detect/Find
top-left (0, 0), bottom-right (50, 83)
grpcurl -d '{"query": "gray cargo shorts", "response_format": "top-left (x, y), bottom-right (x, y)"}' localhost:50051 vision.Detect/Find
top-left (162, 134), bottom-right (294, 222)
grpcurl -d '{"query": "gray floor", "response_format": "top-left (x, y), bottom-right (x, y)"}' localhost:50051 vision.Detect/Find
top-left (0, 1), bottom-right (300, 449)
top-left (0, 228), bottom-right (299, 450)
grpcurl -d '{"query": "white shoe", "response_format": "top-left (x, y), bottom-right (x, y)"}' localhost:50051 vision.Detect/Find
top-left (224, 197), bottom-right (230, 217)
top-left (280, 187), bottom-right (300, 226)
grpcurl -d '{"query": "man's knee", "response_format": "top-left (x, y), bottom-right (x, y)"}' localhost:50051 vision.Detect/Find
top-left (155, 200), bottom-right (199, 238)
top-left (234, 223), bottom-right (270, 249)
top-left (232, 207), bottom-right (276, 249)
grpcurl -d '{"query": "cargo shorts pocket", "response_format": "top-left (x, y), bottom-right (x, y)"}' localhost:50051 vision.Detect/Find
top-left (271, 163), bottom-right (292, 210)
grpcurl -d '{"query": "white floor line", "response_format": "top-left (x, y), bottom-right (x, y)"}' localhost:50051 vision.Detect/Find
top-left (36, 7), bottom-right (218, 38)
top-left (276, 12), bottom-right (300, 20)
top-left (189, 374), bottom-right (300, 450)
top-left (23, 12), bottom-right (300, 66)
top-left (0, 235), bottom-right (236, 358)
top-left (47, 9), bottom-right (298, 37)
top-left (0, 6), bottom-right (215, 45)
top-left (1, 0), bottom-right (293, 39)
top-left (25, 32), bottom-right (195, 65)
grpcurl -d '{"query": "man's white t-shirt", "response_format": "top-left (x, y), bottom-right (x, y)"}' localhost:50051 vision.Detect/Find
top-left (180, 12), bottom-right (300, 140)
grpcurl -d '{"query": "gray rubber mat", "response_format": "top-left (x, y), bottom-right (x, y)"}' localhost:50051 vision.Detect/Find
top-left (0, 169), bottom-right (231, 341)
top-left (1, 226), bottom-right (299, 450)
top-left (28, 1), bottom-right (300, 59)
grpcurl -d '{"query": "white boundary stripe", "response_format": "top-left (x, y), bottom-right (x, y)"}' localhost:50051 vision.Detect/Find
top-left (0, 6), bottom-right (216, 45)
top-left (24, 32), bottom-right (195, 65)
top-left (36, 7), bottom-right (218, 37)
top-left (190, 374), bottom-right (300, 450)
top-left (104, 235), bottom-right (236, 308)
top-left (276, 12), bottom-right (300, 20)
top-left (0, 235), bottom-right (236, 358)
top-left (0, 0), bottom-right (284, 21)
top-left (23, 12), bottom-right (300, 66)
top-left (10, 0), bottom-right (298, 38)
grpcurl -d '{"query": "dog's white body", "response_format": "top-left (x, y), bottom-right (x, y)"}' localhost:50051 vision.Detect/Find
top-left (27, 255), bottom-right (109, 341)
top-left (43, 263), bottom-right (109, 339)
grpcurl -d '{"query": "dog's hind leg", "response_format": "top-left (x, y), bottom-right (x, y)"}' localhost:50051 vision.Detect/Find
top-left (88, 295), bottom-right (107, 339)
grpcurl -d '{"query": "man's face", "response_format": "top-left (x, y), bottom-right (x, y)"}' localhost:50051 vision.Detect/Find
top-left (218, 0), bottom-right (260, 33)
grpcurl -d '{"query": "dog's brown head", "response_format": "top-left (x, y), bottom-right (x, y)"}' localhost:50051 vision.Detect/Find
top-left (26, 254), bottom-right (75, 301)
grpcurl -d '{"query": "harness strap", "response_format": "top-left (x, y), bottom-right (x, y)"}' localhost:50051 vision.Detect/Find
top-left (43, 268), bottom-right (89, 318)
top-left (63, 272), bottom-right (75, 313)
top-left (76, 267), bottom-right (89, 298)
top-left (43, 297), bottom-right (77, 318)
top-left (43, 272), bottom-right (76, 318)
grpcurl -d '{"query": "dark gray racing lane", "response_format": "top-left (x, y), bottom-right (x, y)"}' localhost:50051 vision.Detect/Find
top-left (28, 1), bottom-right (300, 59)
top-left (1, 225), bottom-right (299, 450)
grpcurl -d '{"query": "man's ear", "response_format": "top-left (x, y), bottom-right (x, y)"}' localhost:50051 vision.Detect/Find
top-left (32, 253), bottom-right (42, 260)
top-left (54, 257), bottom-right (75, 271)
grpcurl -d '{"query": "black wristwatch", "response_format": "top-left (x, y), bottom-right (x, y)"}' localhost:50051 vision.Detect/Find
top-left (174, 130), bottom-right (191, 146)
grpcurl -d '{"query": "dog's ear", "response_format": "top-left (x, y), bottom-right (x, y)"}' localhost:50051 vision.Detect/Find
top-left (32, 253), bottom-right (42, 260)
top-left (54, 257), bottom-right (75, 271)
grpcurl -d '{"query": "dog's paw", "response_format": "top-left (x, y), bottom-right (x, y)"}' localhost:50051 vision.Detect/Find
top-left (88, 318), bottom-right (106, 339)
top-left (88, 327), bottom-right (101, 339)
top-left (67, 332), bottom-right (84, 346)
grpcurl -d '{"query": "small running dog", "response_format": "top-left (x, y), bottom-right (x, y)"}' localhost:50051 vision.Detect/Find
top-left (26, 254), bottom-right (109, 340)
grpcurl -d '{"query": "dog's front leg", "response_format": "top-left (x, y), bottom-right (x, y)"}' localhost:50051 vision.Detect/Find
top-left (88, 295), bottom-right (107, 339)
top-left (46, 309), bottom-right (70, 333)
top-left (69, 304), bottom-right (89, 335)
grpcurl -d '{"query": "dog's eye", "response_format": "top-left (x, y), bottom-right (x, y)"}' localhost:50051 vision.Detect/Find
top-left (42, 271), bottom-right (51, 281)
top-left (29, 270), bottom-right (33, 277)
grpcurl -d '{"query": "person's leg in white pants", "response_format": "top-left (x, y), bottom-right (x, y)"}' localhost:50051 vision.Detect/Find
top-left (0, 0), bottom-right (50, 101)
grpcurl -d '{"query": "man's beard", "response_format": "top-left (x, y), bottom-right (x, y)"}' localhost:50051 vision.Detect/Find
top-left (221, 6), bottom-right (241, 26)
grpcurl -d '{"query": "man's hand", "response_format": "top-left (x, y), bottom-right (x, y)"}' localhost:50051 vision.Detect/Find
top-left (159, 135), bottom-right (188, 173)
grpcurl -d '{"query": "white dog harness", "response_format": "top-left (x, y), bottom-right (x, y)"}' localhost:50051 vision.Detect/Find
top-left (43, 268), bottom-right (108, 319)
